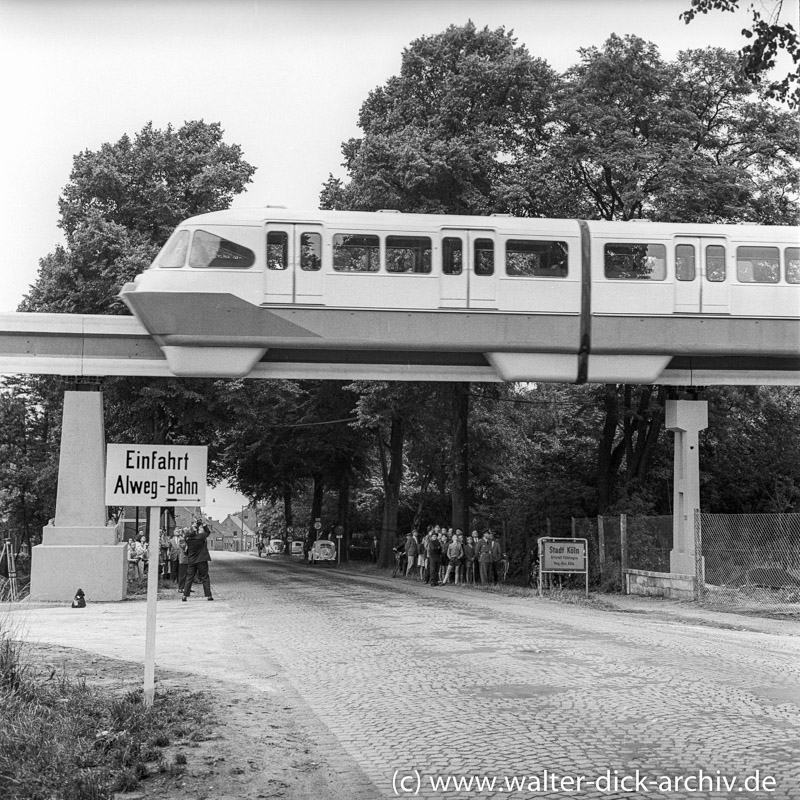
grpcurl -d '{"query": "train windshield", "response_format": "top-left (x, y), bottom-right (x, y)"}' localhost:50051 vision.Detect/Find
top-left (190, 229), bottom-right (256, 269)
top-left (154, 229), bottom-right (190, 269)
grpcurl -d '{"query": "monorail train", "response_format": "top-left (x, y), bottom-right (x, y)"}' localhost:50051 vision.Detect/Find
top-left (119, 208), bottom-right (800, 385)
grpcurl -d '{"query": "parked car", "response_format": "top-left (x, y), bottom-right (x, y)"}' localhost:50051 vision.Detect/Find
top-left (267, 538), bottom-right (285, 555)
top-left (308, 539), bottom-right (336, 564)
top-left (290, 540), bottom-right (304, 556)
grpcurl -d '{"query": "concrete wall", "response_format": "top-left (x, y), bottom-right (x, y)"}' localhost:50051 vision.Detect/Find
top-left (625, 568), bottom-right (697, 601)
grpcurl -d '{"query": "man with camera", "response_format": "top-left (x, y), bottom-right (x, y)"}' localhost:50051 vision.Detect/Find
top-left (182, 517), bottom-right (214, 602)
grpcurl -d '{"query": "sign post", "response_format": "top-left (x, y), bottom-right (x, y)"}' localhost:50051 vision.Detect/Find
top-left (105, 444), bottom-right (207, 706)
top-left (537, 537), bottom-right (589, 598)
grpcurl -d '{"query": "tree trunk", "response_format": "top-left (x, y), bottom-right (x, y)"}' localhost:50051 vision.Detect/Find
top-left (450, 382), bottom-right (470, 534)
top-left (337, 475), bottom-right (350, 562)
top-left (597, 384), bottom-right (620, 512)
top-left (282, 483), bottom-right (293, 531)
top-left (309, 473), bottom-right (324, 545)
top-left (598, 384), bottom-right (667, 513)
top-left (377, 415), bottom-right (405, 568)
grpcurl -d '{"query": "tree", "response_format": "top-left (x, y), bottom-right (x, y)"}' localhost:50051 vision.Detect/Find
top-left (526, 35), bottom-right (798, 511)
top-left (528, 36), bottom-right (799, 223)
top-left (323, 22), bottom-right (557, 216)
top-left (681, 0), bottom-right (800, 107)
top-left (702, 387), bottom-right (800, 512)
top-left (324, 23), bottom-right (558, 549)
top-left (59, 120), bottom-right (255, 245)
top-left (213, 380), bottom-right (370, 554)
top-left (21, 121), bottom-right (255, 315)
top-left (0, 385), bottom-right (59, 551)
top-left (350, 382), bottom-right (441, 567)
top-left (13, 122), bottom-right (256, 530)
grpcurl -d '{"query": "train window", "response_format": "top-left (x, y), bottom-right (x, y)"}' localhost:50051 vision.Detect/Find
top-left (189, 229), bottom-right (256, 269)
top-left (386, 236), bottom-right (432, 273)
top-left (505, 240), bottom-right (568, 277)
top-left (442, 237), bottom-right (463, 275)
top-left (156, 229), bottom-right (190, 268)
top-left (783, 247), bottom-right (800, 283)
top-left (736, 246), bottom-right (779, 283)
top-left (786, 247), bottom-right (800, 284)
top-left (300, 232), bottom-right (322, 271)
top-left (706, 244), bottom-right (726, 282)
top-left (675, 244), bottom-right (695, 281)
top-left (474, 239), bottom-right (494, 276)
top-left (267, 231), bottom-right (288, 270)
top-left (604, 243), bottom-right (666, 280)
top-left (333, 234), bottom-right (379, 272)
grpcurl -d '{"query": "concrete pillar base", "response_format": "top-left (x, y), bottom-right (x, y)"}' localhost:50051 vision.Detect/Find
top-left (29, 388), bottom-right (128, 602)
top-left (670, 550), bottom-right (696, 576)
top-left (30, 534), bottom-right (127, 602)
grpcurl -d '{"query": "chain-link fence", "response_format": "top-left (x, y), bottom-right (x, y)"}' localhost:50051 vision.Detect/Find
top-left (573, 515), bottom-right (672, 591)
top-left (509, 513), bottom-right (800, 612)
top-left (700, 513), bottom-right (800, 612)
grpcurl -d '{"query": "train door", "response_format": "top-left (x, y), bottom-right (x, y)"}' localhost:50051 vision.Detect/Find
top-left (468, 230), bottom-right (498, 309)
top-left (264, 224), bottom-right (326, 304)
top-left (674, 237), bottom-right (730, 314)
top-left (438, 229), bottom-right (468, 308)
top-left (294, 225), bottom-right (325, 304)
top-left (264, 223), bottom-right (295, 303)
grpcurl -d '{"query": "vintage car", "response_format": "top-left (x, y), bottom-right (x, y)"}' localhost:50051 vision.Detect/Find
top-left (308, 539), bottom-right (336, 564)
top-left (290, 540), bottom-right (304, 556)
top-left (267, 538), bottom-right (285, 555)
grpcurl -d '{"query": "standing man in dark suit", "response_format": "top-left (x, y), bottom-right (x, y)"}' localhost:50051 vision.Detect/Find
top-left (182, 518), bottom-right (214, 602)
top-left (476, 531), bottom-right (495, 587)
top-left (488, 531), bottom-right (502, 585)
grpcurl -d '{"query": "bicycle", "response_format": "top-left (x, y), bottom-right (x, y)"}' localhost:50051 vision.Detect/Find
top-left (527, 551), bottom-right (541, 590)
top-left (499, 553), bottom-right (511, 582)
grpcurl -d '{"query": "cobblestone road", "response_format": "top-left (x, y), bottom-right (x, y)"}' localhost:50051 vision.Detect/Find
top-left (15, 552), bottom-right (800, 799)
top-left (212, 554), bottom-right (800, 800)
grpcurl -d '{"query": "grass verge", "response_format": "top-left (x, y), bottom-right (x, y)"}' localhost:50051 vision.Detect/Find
top-left (0, 619), bottom-right (213, 800)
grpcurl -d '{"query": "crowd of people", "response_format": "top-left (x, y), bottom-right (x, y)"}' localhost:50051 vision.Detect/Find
top-left (126, 518), bottom-right (214, 601)
top-left (394, 525), bottom-right (508, 587)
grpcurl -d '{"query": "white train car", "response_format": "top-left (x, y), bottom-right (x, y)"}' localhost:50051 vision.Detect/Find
top-left (119, 209), bottom-right (800, 384)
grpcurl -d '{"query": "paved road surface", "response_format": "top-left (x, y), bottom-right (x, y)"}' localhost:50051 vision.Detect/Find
top-left (13, 551), bottom-right (800, 799)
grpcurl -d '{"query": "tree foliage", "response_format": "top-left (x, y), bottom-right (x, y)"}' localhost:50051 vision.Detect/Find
top-left (20, 121), bottom-right (255, 315)
top-left (681, 0), bottom-right (800, 107)
top-left (323, 24), bottom-right (800, 532)
top-left (527, 36), bottom-right (799, 223)
top-left (0, 386), bottom-right (59, 550)
top-left (322, 21), bottom-right (557, 214)
top-left (8, 122), bottom-right (256, 539)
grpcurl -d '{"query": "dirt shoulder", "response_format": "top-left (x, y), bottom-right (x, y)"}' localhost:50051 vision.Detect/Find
top-left (18, 639), bottom-right (372, 800)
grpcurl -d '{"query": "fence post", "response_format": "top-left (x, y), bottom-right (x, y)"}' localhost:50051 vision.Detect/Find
top-left (597, 515), bottom-right (605, 580)
top-left (620, 514), bottom-right (628, 593)
top-left (693, 509), bottom-right (704, 602)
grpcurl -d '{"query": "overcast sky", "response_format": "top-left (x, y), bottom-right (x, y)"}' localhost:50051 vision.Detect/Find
top-left (2, 0), bottom-right (788, 313)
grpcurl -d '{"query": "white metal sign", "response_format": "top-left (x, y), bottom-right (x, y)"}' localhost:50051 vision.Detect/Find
top-left (542, 538), bottom-right (587, 572)
top-left (538, 537), bottom-right (589, 598)
top-left (105, 444), bottom-right (207, 506)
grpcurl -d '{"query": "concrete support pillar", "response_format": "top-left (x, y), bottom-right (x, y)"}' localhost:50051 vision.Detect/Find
top-left (30, 386), bottom-right (127, 601)
top-left (665, 399), bottom-right (707, 577)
